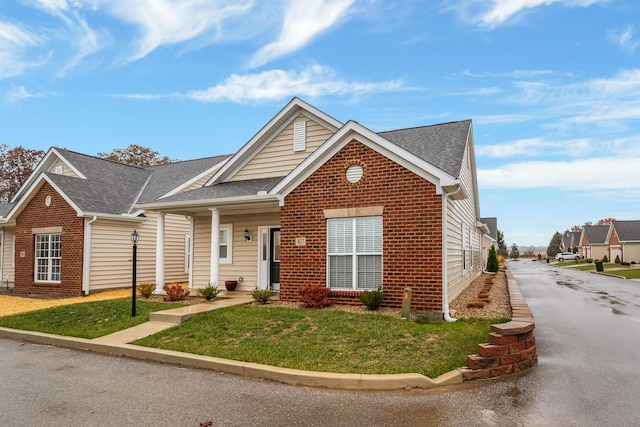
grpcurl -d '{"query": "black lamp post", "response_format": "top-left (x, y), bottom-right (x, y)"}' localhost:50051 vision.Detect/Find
top-left (131, 230), bottom-right (139, 317)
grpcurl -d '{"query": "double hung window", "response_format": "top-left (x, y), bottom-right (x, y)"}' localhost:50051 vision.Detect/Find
top-left (327, 216), bottom-right (382, 290)
top-left (35, 233), bottom-right (62, 282)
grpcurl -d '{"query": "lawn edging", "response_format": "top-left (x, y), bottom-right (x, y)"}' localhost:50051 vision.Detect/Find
top-left (458, 269), bottom-right (538, 381)
top-left (0, 326), bottom-right (463, 390)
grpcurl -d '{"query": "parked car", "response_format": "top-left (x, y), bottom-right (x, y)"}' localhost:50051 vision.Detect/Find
top-left (556, 252), bottom-right (581, 261)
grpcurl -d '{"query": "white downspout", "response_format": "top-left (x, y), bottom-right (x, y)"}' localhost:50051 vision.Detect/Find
top-left (442, 185), bottom-right (462, 322)
top-left (82, 216), bottom-right (98, 296)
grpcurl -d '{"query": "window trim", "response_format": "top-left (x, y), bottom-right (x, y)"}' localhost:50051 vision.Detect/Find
top-left (34, 233), bottom-right (62, 283)
top-left (327, 216), bottom-right (382, 291)
top-left (219, 224), bottom-right (233, 264)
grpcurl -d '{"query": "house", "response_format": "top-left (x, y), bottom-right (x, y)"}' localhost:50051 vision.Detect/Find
top-left (579, 225), bottom-right (610, 261)
top-left (560, 231), bottom-right (581, 253)
top-left (138, 98), bottom-right (488, 319)
top-left (480, 217), bottom-right (498, 266)
top-left (609, 220), bottom-right (640, 263)
top-left (0, 148), bottom-right (229, 295)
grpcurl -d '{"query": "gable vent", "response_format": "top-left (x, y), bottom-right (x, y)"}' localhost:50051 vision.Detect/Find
top-left (293, 121), bottom-right (306, 152)
top-left (346, 164), bottom-right (364, 183)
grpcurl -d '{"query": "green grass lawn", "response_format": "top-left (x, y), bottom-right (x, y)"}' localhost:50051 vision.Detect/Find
top-left (0, 298), bottom-right (186, 339)
top-left (134, 305), bottom-right (507, 378)
top-left (604, 269), bottom-right (640, 279)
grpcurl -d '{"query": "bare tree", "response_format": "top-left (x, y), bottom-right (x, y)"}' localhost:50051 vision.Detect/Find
top-left (97, 144), bottom-right (175, 167)
top-left (0, 144), bottom-right (45, 202)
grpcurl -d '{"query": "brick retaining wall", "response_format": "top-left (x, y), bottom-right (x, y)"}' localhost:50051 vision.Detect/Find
top-left (458, 270), bottom-right (537, 380)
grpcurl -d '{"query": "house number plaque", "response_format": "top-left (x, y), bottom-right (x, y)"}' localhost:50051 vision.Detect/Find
top-left (295, 237), bottom-right (306, 246)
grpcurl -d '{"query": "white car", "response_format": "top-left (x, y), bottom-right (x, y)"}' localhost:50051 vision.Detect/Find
top-left (556, 252), bottom-right (581, 261)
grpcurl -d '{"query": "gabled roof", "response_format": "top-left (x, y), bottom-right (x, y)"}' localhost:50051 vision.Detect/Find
top-left (480, 217), bottom-right (498, 241)
top-left (612, 220), bottom-right (640, 242)
top-left (1, 147), bottom-right (230, 221)
top-left (583, 225), bottom-right (610, 245)
top-left (379, 120), bottom-right (471, 179)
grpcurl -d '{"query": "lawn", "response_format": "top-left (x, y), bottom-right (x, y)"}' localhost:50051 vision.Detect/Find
top-left (603, 269), bottom-right (640, 280)
top-left (570, 263), bottom-right (617, 271)
top-left (133, 305), bottom-right (507, 378)
top-left (0, 298), bottom-right (186, 338)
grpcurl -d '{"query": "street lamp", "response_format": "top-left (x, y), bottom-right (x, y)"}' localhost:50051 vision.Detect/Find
top-left (131, 230), bottom-right (139, 317)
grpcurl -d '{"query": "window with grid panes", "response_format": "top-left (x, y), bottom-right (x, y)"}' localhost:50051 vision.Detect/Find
top-left (327, 216), bottom-right (382, 290)
top-left (35, 233), bottom-right (61, 282)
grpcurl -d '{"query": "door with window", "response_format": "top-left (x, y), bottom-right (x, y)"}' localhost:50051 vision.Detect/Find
top-left (270, 228), bottom-right (281, 292)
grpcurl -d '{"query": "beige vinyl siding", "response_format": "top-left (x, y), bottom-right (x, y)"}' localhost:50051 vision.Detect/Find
top-left (192, 211), bottom-right (280, 291)
top-left (446, 142), bottom-right (483, 303)
top-left (48, 159), bottom-right (79, 177)
top-left (182, 173), bottom-right (214, 192)
top-left (0, 227), bottom-right (15, 285)
top-left (590, 245), bottom-right (609, 261)
top-left (87, 213), bottom-right (189, 291)
top-left (231, 115), bottom-right (333, 181)
top-left (623, 243), bottom-right (640, 263)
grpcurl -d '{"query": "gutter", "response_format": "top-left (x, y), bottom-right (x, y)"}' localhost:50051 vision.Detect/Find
top-left (82, 216), bottom-right (98, 296)
top-left (442, 184), bottom-right (463, 322)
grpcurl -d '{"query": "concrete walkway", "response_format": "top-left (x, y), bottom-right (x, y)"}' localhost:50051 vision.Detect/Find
top-left (95, 292), bottom-right (254, 344)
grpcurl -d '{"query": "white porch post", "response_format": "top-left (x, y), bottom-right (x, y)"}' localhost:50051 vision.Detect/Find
top-left (155, 212), bottom-right (166, 294)
top-left (209, 208), bottom-right (220, 287)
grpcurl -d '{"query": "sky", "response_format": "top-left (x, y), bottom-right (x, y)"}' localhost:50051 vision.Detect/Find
top-left (1, 0), bottom-right (639, 247)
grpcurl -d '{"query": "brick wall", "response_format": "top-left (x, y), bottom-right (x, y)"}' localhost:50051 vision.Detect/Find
top-left (280, 139), bottom-right (444, 312)
top-left (15, 182), bottom-right (85, 295)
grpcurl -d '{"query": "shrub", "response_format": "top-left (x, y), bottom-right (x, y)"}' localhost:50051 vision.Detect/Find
top-left (138, 282), bottom-right (155, 298)
top-left (586, 258), bottom-right (593, 263)
top-left (163, 283), bottom-right (190, 301)
top-left (196, 283), bottom-right (220, 301)
top-left (486, 245), bottom-right (499, 273)
top-left (622, 262), bottom-right (631, 267)
top-left (252, 287), bottom-right (275, 304)
top-left (602, 255), bottom-right (609, 263)
top-left (632, 261), bottom-right (637, 265)
top-left (299, 285), bottom-right (333, 309)
top-left (615, 255), bottom-right (621, 264)
top-left (359, 286), bottom-right (384, 310)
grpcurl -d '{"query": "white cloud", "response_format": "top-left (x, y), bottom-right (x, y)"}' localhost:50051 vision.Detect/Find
top-left (5, 85), bottom-right (58, 103)
top-left (0, 21), bottom-right (47, 78)
top-left (91, 0), bottom-right (254, 63)
top-left (478, 156), bottom-right (640, 191)
top-left (248, 0), bottom-right (355, 68)
top-left (476, 137), bottom-right (593, 158)
top-left (607, 25), bottom-right (639, 52)
top-left (187, 65), bottom-right (405, 103)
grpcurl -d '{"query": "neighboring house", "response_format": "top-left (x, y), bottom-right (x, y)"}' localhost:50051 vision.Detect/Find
top-left (480, 217), bottom-right (498, 266)
top-left (579, 225), bottom-right (610, 260)
top-left (560, 231), bottom-right (581, 253)
top-left (0, 148), bottom-right (229, 295)
top-left (609, 220), bottom-right (640, 263)
top-left (138, 98), bottom-right (488, 318)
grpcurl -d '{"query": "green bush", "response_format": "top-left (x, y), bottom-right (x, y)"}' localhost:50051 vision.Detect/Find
top-left (196, 283), bottom-right (220, 301)
top-left (360, 286), bottom-right (384, 310)
top-left (602, 255), bottom-right (609, 263)
top-left (299, 285), bottom-right (333, 309)
top-left (586, 258), bottom-right (593, 263)
top-left (486, 245), bottom-right (499, 273)
top-left (138, 282), bottom-right (155, 298)
top-left (615, 255), bottom-right (621, 264)
top-left (251, 287), bottom-right (275, 304)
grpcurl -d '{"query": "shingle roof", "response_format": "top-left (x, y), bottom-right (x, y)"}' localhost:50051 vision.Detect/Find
top-left (481, 217), bottom-right (498, 241)
top-left (584, 225), bottom-right (610, 245)
top-left (150, 177), bottom-right (284, 204)
top-left (0, 203), bottom-right (15, 217)
top-left (612, 220), bottom-right (640, 242)
top-left (378, 120), bottom-right (471, 178)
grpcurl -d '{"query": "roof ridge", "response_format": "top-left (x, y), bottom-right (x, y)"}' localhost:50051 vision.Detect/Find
top-left (378, 119), bottom-right (472, 134)
top-left (54, 147), bottom-right (149, 171)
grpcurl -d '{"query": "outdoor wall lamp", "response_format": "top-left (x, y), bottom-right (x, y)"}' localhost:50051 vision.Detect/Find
top-left (244, 228), bottom-right (252, 242)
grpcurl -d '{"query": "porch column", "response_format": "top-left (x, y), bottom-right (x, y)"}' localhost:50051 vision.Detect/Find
top-left (209, 208), bottom-right (220, 287)
top-left (155, 212), bottom-right (166, 294)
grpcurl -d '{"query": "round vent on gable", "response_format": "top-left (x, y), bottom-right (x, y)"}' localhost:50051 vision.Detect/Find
top-left (45, 195), bottom-right (52, 207)
top-left (346, 164), bottom-right (364, 183)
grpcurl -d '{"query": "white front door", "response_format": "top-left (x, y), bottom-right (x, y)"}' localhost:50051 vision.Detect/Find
top-left (257, 226), bottom-right (280, 291)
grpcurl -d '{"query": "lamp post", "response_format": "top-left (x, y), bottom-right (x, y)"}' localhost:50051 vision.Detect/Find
top-left (131, 230), bottom-right (139, 317)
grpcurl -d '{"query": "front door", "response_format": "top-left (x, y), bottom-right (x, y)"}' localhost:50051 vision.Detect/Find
top-left (270, 228), bottom-right (280, 292)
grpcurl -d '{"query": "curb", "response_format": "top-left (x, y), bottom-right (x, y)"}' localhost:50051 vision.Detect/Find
top-left (0, 326), bottom-right (462, 391)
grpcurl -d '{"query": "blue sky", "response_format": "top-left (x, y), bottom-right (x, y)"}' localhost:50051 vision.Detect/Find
top-left (1, 0), bottom-right (639, 247)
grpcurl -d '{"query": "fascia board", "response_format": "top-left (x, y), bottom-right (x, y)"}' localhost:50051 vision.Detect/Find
top-left (204, 98), bottom-right (343, 186)
top-left (10, 148), bottom-right (86, 203)
top-left (271, 121), bottom-right (457, 198)
top-left (159, 157), bottom-right (230, 200)
top-left (5, 174), bottom-right (84, 220)
top-left (82, 212), bottom-right (148, 222)
top-left (136, 194), bottom-right (279, 211)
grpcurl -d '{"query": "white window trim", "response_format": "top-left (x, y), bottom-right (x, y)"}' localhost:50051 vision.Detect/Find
top-left (327, 216), bottom-right (382, 291)
top-left (34, 233), bottom-right (62, 283)
top-left (184, 234), bottom-right (192, 274)
top-left (219, 224), bottom-right (233, 264)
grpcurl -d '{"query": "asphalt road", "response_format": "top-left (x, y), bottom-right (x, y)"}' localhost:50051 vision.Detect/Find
top-left (1, 260), bottom-right (639, 426)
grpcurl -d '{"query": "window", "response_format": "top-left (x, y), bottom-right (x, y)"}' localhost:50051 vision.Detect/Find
top-left (219, 224), bottom-right (232, 264)
top-left (35, 233), bottom-right (61, 282)
top-left (327, 216), bottom-right (382, 290)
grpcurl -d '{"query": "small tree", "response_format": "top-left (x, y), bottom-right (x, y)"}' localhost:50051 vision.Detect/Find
top-left (497, 229), bottom-right (508, 258)
top-left (547, 232), bottom-right (563, 258)
top-left (0, 144), bottom-right (45, 202)
top-left (486, 245), bottom-right (499, 272)
top-left (510, 243), bottom-right (520, 259)
top-left (97, 144), bottom-right (174, 167)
